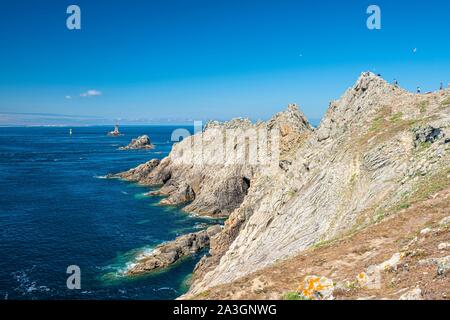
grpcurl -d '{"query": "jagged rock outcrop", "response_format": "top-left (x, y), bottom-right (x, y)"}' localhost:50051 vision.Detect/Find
top-left (125, 225), bottom-right (222, 275)
top-left (111, 104), bottom-right (312, 217)
top-left (119, 135), bottom-right (154, 150)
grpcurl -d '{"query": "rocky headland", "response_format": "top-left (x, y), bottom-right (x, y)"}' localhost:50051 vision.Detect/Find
top-left (111, 72), bottom-right (450, 300)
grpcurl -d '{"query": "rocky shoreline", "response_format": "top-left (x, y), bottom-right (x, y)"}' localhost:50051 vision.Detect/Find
top-left (125, 225), bottom-right (222, 276)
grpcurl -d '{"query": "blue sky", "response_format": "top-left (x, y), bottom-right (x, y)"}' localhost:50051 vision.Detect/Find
top-left (0, 0), bottom-right (449, 125)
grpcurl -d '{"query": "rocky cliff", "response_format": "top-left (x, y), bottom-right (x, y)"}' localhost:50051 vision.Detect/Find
top-left (186, 72), bottom-right (449, 296)
top-left (111, 104), bottom-right (312, 217)
top-left (112, 72), bottom-right (450, 299)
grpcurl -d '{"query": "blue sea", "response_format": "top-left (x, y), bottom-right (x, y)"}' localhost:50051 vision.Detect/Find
top-left (0, 126), bottom-right (217, 300)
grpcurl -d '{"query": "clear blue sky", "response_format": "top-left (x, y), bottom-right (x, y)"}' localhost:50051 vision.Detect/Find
top-left (0, 0), bottom-right (449, 125)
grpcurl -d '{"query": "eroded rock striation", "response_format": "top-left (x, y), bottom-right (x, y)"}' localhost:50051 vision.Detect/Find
top-left (119, 135), bottom-right (154, 150)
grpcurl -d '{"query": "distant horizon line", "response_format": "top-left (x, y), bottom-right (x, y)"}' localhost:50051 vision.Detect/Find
top-left (0, 111), bottom-right (322, 127)
top-left (0, 123), bottom-right (196, 128)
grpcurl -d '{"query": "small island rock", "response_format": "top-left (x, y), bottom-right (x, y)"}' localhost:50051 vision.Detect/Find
top-left (119, 135), bottom-right (154, 150)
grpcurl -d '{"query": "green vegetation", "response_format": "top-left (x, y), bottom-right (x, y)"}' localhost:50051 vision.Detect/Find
top-left (349, 173), bottom-right (358, 186)
top-left (312, 238), bottom-right (334, 249)
top-left (345, 281), bottom-right (358, 290)
top-left (417, 100), bottom-right (429, 113)
top-left (369, 116), bottom-right (385, 133)
top-left (282, 291), bottom-right (310, 300)
top-left (373, 209), bottom-right (387, 223)
top-left (287, 188), bottom-right (298, 198)
top-left (412, 169), bottom-right (450, 202)
top-left (193, 291), bottom-right (210, 299)
top-left (282, 292), bottom-right (301, 300)
top-left (389, 112), bottom-right (403, 124)
top-left (397, 202), bottom-right (411, 210)
top-left (417, 141), bottom-right (432, 151)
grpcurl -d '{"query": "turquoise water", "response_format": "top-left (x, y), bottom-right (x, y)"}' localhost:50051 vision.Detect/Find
top-left (0, 126), bottom-right (216, 300)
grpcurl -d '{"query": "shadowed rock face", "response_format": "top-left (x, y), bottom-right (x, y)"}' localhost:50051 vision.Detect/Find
top-left (119, 135), bottom-right (154, 150)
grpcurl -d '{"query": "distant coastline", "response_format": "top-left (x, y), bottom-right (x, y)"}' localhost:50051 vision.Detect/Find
top-left (0, 112), bottom-right (321, 128)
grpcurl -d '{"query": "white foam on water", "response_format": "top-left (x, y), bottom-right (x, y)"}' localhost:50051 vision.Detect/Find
top-left (113, 245), bottom-right (157, 277)
top-left (136, 247), bottom-right (156, 261)
top-left (93, 175), bottom-right (108, 179)
top-left (155, 287), bottom-right (177, 292)
top-left (11, 268), bottom-right (51, 296)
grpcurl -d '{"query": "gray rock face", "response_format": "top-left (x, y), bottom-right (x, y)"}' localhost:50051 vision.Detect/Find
top-left (413, 125), bottom-right (443, 146)
top-left (125, 225), bottom-right (222, 275)
top-left (119, 135), bottom-right (154, 150)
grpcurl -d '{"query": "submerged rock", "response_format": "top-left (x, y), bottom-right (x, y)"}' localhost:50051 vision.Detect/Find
top-left (119, 135), bottom-right (154, 150)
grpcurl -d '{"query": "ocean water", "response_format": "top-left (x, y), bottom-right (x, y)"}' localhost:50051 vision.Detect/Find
top-left (0, 126), bottom-right (217, 300)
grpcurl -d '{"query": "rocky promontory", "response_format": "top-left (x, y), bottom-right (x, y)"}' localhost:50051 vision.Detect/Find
top-left (111, 72), bottom-right (450, 299)
top-left (125, 225), bottom-right (222, 276)
top-left (119, 135), bottom-right (154, 150)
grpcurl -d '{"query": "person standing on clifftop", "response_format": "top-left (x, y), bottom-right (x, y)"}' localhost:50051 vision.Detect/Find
top-left (393, 79), bottom-right (398, 87)
top-left (417, 86), bottom-right (421, 94)
top-left (440, 82), bottom-right (443, 90)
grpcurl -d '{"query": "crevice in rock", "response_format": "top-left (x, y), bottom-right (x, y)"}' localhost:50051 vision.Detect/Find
top-left (162, 171), bottom-right (172, 184)
top-left (242, 177), bottom-right (251, 195)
